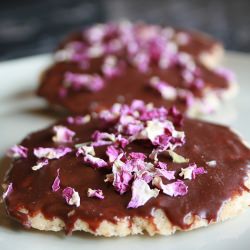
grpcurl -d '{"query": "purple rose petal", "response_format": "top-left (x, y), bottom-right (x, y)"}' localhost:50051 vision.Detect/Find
top-left (34, 147), bottom-right (72, 159)
top-left (52, 169), bottom-right (61, 192)
top-left (7, 145), bottom-right (28, 159)
top-left (62, 187), bottom-right (80, 207)
top-left (64, 72), bottom-right (105, 92)
top-left (87, 188), bottom-right (104, 199)
top-left (52, 126), bottom-right (75, 143)
top-left (32, 158), bottom-right (49, 171)
top-left (127, 179), bottom-right (159, 208)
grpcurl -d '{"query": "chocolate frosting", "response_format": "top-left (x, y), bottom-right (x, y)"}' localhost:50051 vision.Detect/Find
top-left (4, 118), bottom-right (250, 233)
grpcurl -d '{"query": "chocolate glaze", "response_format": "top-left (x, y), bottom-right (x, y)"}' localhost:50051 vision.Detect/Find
top-left (4, 118), bottom-right (250, 233)
top-left (38, 58), bottom-right (229, 114)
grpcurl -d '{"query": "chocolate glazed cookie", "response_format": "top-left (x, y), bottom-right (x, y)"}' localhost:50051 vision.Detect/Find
top-left (38, 21), bottom-right (236, 116)
top-left (3, 101), bottom-right (250, 236)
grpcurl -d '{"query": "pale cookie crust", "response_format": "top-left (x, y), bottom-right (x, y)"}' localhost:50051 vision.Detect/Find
top-left (199, 44), bottom-right (224, 69)
top-left (9, 174), bottom-right (250, 237)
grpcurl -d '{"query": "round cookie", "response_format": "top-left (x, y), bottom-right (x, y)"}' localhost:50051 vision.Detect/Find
top-left (38, 22), bottom-right (236, 116)
top-left (3, 101), bottom-right (250, 236)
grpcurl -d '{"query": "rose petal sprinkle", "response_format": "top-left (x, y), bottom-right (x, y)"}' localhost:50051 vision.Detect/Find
top-left (52, 169), bottom-right (61, 192)
top-left (34, 147), bottom-right (72, 159)
top-left (106, 145), bottom-right (120, 162)
top-left (87, 188), bottom-right (104, 199)
top-left (153, 176), bottom-right (188, 197)
top-left (62, 187), bottom-right (80, 207)
top-left (7, 145), bottom-right (28, 159)
top-left (179, 163), bottom-right (207, 180)
top-left (52, 125), bottom-right (75, 143)
top-left (32, 158), bottom-right (49, 171)
top-left (127, 179), bottom-right (159, 208)
top-left (64, 72), bottom-right (105, 92)
top-left (67, 115), bottom-right (91, 125)
top-left (149, 76), bottom-right (177, 101)
top-left (83, 154), bottom-right (108, 168)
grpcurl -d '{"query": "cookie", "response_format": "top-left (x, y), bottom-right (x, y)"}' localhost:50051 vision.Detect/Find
top-left (57, 22), bottom-right (224, 68)
top-left (38, 22), bottom-right (235, 116)
top-left (3, 101), bottom-right (250, 236)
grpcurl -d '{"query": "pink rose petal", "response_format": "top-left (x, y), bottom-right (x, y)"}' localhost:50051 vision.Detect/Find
top-left (52, 169), bottom-right (61, 192)
top-left (84, 154), bottom-right (108, 168)
top-left (7, 145), bottom-right (28, 159)
top-left (32, 158), bottom-right (49, 171)
top-left (127, 179), bottom-right (159, 208)
top-left (64, 72), bottom-right (105, 92)
top-left (113, 170), bottom-right (133, 194)
top-left (179, 163), bottom-right (207, 180)
top-left (106, 145), bottom-right (120, 162)
top-left (67, 115), bottom-right (91, 125)
top-left (62, 187), bottom-right (80, 207)
top-left (34, 147), bottom-right (72, 159)
top-left (156, 168), bottom-right (176, 180)
top-left (153, 176), bottom-right (188, 197)
top-left (52, 126), bottom-right (75, 143)
top-left (87, 188), bottom-right (104, 199)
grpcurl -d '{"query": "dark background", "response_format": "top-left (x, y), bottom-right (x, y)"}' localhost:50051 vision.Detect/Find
top-left (1, 0), bottom-right (250, 61)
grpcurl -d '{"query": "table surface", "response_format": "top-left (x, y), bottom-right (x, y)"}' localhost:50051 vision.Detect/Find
top-left (0, 52), bottom-right (250, 250)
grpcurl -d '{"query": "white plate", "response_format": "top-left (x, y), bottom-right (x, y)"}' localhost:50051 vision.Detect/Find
top-left (0, 52), bottom-right (250, 250)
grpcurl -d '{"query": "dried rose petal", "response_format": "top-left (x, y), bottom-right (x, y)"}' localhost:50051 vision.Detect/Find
top-left (127, 179), bottom-right (159, 208)
top-left (153, 176), bottom-right (188, 197)
top-left (144, 120), bottom-right (165, 142)
top-left (83, 154), bottom-right (108, 168)
top-left (7, 145), bottom-right (28, 159)
top-left (67, 115), bottom-right (91, 125)
top-left (193, 166), bottom-right (207, 178)
top-left (92, 131), bottom-right (116, 146)
top-left (32, 158), bottom-right (49, 171)
top-left (135, 170), bottom-right (154, 183)
top-left (87, 188), bottom-right (104, 199)
top-left (156, 168), bottom-right (176, 180)
top-left (129, 152), bottom-right (147, 160)
top-left (102, 55), bottom-right (123, 78)
top-left (149, 76), bottom-right (177, 101)
top-left (179, 163), bottom-right (207, 180)
top-left (106, 145), bottom-right (120, 162)
top-left (115, 134), bottom-right (129, 148)
top-left (2, 183), bottom-right (13, 199)
top-left (52, 126), bottom-right (75, 143)
top-left (76, 145), bottom-right (95, 157)
top-left (111, 155), bottom-right (133, 194)
top-left (64, 72), bottom-right (105, 92)
top-left (167, 150), bottom-right (189, 163)
top-left (132, 52), bottom-right (150, 72)
top-left (34, 147), bottom-right (72, 159)
top-left (52, 169), bottom-right (61, 192)
top-left (62, 187), bottom-right (80, 207)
